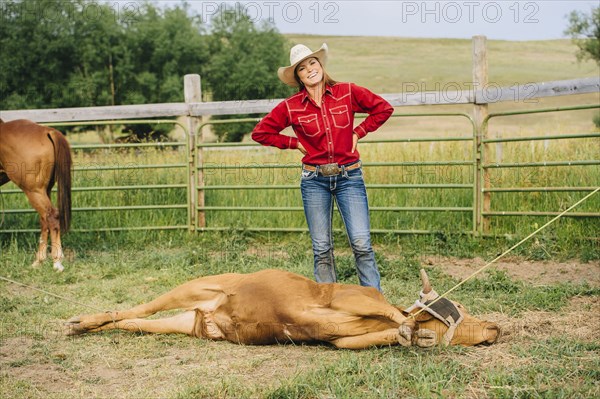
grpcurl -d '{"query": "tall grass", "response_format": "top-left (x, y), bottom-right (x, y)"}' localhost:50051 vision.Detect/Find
top-left (1, 122), bottom-right (598, 259)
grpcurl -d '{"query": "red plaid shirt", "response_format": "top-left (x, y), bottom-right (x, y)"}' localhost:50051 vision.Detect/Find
top-left (251, 82), bottom-right (393, 165)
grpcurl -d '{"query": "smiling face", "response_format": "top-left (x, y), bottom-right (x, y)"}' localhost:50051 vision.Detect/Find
top-left (295, 57), bottom-right (324, 88)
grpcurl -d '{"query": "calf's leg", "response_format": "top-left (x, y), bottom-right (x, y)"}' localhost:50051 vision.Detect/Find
top-left (330, 328), bottom-right (402, 349)
top-left (81, 311), bottom-right (197, 336)
top-left (329, 289), bottom-right (416, 345)
top-left (331, 327), bottom-right (438, 349)
top-left (330, 289), bottom-right (410, 325)
top-left (66, 279), bottom-right (227, 335)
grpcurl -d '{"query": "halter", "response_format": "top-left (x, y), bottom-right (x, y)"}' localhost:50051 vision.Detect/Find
top-left (405, 288), bottom-right (464, 345)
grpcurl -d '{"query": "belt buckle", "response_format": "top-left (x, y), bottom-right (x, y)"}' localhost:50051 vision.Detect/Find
top-left (319, 163), bottom-right (341, 176)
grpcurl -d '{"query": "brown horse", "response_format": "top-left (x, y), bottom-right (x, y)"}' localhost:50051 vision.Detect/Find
top-left (0, 118), bottom-right (72, 271)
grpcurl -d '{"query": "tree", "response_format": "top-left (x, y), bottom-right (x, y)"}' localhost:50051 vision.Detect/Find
top-left (203, 7), bottom-right (292, 142)
top-left (115, 3), bottom-right (209, 140)
top-left (564, 6), bottom-right (600, 65)
top-left (0, 0), bottom-right (89, 109)
top-left (564, 6), bottom-right (600, 129)
top-left (118, 3), bottom-right (208, 105)
top-left (0, 1), bottom-right (208, 110)
top-left (0, 1), bottom-right (291, 141)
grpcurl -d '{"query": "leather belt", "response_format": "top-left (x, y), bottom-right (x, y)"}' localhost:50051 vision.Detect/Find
top-left (302, 162), bottom-right (361, 177)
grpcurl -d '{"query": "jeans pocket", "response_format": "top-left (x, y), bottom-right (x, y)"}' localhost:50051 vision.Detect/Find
top-left (344, 167), bottom-right (364, 180)
top-left (301, 169), bottom-right (317, 180)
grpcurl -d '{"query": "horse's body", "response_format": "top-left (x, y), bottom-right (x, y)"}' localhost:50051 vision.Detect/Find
top-left (0, 119), bottom-right (72, 271)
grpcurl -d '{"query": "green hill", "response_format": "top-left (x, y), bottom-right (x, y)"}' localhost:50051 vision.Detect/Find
top-left (283, 35), bottom-right (599, 137)
top-left (285, 35), bottom-right (598, 92)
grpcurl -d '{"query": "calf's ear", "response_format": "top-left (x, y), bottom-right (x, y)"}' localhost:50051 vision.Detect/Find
top-left (420, 269), bottom-right (432, 294)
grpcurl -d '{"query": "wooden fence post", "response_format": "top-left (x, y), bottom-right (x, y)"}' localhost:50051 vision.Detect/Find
top-left (472, 35), bottom-right (490, 234)
top-left (184, 74), bottom-right (204, 230)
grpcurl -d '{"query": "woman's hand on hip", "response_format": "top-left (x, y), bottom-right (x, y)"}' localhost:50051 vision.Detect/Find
top-left (352, 133), bottom-right (359, 153)
top-left (297, 142), bottom-right (307, 155)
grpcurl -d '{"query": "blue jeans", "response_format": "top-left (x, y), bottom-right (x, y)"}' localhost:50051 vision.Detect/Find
top-left (300, 162), bottom-right (381, 291)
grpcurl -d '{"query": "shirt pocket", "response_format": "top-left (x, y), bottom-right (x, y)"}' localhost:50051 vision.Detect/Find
top-left (329, 105), bottom-right (350, 129)
top-left (298, 114), bottom-right (321, 137)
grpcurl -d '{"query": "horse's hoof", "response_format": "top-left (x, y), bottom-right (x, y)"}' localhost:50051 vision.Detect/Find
top-left (53, 262), bottom-right (65, 272)
top-left (31, 260), bottom-right (42, 269)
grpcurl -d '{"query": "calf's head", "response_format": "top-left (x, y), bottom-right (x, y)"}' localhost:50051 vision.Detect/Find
top-left (403, 269), bottom-right (500, 347)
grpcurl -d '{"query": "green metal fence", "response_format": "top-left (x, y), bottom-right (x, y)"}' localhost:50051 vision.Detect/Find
top-left (192, 113), bottom-right (477, 233)
top-left (1, 120), bottom-right (191, 233)
top-left (192, 106), bottom-right (598, 235)
top-left (478, 104), bottom-right (600, 233)
top-left (1, 105), bottom-right (598, 236)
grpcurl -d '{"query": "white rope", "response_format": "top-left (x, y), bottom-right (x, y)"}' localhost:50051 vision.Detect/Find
top-left (0, 274), bottom-right (105, 313)
top-left (409, 187), bottom-right (600, 320)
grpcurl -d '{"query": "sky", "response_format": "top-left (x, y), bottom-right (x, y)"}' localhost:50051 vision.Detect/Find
top-left (177, 0), bottom-right (599, 41)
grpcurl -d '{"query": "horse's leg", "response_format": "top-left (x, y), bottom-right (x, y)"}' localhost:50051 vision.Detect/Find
top-left (47, 207), bottom-right (64, 272)
top-left (23, 190), bottom-right (59, 269)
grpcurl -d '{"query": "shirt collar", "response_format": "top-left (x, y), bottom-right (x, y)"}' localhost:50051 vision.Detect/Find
top-left (300, 84), bottom-right (333, 102)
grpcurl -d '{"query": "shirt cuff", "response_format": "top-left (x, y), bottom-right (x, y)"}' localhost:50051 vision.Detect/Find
top-left (288, 137), bottom-right (299, 149)
top-left (354, 125), bottom-right (367, 139)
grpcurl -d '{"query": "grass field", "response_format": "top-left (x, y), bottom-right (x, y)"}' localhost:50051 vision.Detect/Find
top-left (1, 36), bottom-right (599, 398)
top-left (1, 234), bottom-right (599, 398)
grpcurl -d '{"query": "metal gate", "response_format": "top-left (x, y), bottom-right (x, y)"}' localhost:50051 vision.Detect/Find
top-left (1, 106), bottom-right (598, 236)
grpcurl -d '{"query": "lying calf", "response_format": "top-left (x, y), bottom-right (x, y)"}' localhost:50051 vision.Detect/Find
top-left (66, 269), bottom-right (500, 349)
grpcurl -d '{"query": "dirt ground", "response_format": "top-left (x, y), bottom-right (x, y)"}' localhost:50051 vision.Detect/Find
top-left (1, 258), bottom-right (599, 398)
top-left (424, 256), bottom-right (600, 287)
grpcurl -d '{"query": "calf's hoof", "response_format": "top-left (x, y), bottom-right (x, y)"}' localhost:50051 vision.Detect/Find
top-left (398, 322), bottom-right (414, 347)
top-left (64, 318), bottom-right (85, 336)
top-left (413, 329), bottom-right (437, 348)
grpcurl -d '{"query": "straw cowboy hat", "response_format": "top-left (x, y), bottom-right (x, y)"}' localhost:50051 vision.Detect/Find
top-left (278, 43), bottom-right (328, 87)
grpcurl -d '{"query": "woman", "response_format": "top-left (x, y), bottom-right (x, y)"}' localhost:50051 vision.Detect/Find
top-left (251, 43), bottom-right (393, 291)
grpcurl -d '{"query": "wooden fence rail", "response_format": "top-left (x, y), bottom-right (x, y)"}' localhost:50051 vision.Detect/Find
top-left (1, 76), bottom-right (598, 123)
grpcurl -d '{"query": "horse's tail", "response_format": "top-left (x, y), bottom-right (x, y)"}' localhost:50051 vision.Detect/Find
top-left (48, 129), bottom-right (72, 232)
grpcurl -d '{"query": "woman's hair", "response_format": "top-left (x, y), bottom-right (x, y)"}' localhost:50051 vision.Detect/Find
top-left (294, 58), bottom-right (337, 89)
